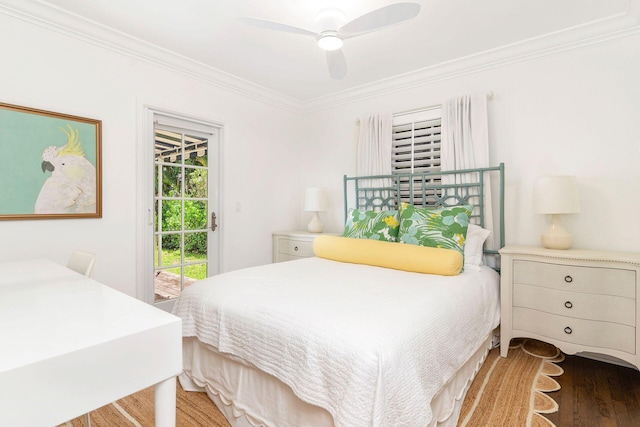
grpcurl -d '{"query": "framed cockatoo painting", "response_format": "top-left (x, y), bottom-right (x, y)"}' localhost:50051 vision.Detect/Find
top-left (0, 102), bottom-right (102, 220)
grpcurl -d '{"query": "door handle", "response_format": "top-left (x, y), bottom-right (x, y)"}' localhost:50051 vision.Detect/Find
top-left (211, 211), bottom-right (218, 232)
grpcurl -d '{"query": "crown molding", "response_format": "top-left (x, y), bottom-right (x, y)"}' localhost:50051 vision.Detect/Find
top-left (1, 0), bottom-right (639, 115)
top-left (301, 8), bottom-right (640, 113)
top-left (0, 0), bottom-right (304, 113)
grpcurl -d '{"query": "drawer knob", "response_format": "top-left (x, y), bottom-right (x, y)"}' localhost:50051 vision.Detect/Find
top-left (294, 246), bottom-right (299, 251)
top-left (564, 275), bottom-right (573, 283)
top-left (564, 326), bottom-right (573, 334)
top-left (564, 301), bottom-right (573, 309)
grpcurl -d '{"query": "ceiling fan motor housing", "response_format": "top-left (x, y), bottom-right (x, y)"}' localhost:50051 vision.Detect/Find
top-left (315, 8), bottom-right (347, 30)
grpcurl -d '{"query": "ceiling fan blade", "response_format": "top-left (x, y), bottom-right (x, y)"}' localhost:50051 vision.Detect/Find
top-left (238, 16), bottom-right (318, 37)
top-left (339, 2), bottom-right (421, 35)
top-left (326, 49), bottom-right (347, 80)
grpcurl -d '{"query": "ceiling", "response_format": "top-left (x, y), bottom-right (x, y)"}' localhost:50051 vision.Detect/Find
top-left (10, 1), bottom-right (637, 104)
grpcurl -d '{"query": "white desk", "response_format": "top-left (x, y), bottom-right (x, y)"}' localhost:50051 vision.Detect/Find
top-left (0, 259), bottom-right (182, 427)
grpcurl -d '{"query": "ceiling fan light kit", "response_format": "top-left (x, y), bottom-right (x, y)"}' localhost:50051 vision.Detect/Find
top-left (239, 2), bottom-right (420, 79)
top-left (317, 31), bottom-right (343, 51)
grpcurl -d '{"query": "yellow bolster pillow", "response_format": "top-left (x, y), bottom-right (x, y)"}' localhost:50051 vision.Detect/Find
top-left (313, 235), bottom-right (462, 276)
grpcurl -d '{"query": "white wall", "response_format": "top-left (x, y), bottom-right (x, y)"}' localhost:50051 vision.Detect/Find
top-left (0, 13), bottom-right (303, 295)
top-left (1, 11), bottom-right (638, 300)
top-left (299, 33), bottom-right (640, 253)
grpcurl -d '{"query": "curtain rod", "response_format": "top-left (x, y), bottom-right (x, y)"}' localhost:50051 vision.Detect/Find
top-left (392, 91), bottom-right (494, 118)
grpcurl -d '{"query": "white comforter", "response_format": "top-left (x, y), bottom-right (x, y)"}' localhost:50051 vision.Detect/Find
top-left (173, 257), bottom-right (500, 427)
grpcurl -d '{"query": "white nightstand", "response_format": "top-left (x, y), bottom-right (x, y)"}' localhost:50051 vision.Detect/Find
top-left (499, 245), bottom-right (640, 370)
top-left (272, 231), bottom-right (336, 263)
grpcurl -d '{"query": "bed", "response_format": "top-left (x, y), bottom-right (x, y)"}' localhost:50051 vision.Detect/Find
top-left (172, 164), bottom-right (505, 427)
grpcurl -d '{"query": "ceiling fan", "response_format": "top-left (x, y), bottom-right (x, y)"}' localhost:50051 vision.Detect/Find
top-left (238, 2), bottom-right (421, 80)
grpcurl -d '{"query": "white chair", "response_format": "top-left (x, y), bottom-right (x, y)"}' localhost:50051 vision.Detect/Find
top-left (67, 250), bottom-right (96, 278)
top-left (66, 250), bottom-right (96, 427)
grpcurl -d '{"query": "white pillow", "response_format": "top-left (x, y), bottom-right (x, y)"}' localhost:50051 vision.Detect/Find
top-left (464, 224), bottom-right (491, 271)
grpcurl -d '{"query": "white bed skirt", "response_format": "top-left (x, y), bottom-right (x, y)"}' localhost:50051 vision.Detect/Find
top-left (179, 331), bottom-right (496, 427)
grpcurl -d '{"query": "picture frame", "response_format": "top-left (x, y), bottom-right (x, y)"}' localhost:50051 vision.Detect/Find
top-left (0, 102), bottom-right (102, 220)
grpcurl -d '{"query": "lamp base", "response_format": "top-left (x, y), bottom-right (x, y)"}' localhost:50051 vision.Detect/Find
top-left (541, 214), bottom-right (573, 250)
top-left (307, 211), bottom-right (324, 233)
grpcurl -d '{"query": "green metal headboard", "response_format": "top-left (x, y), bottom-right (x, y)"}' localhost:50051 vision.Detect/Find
top-left (343, 163), bottom-right (505, 256)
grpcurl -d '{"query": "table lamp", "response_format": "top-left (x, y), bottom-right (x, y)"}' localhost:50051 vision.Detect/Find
top-left (304, 187), bottom-right (329, 233)
top-left (534, 175), bottom-right (581, 250)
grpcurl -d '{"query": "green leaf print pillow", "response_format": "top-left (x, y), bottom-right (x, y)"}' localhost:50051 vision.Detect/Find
top-left (343, 209), bottom-right (400, 242)
top-left (398, 203), bottom-right (473, 255)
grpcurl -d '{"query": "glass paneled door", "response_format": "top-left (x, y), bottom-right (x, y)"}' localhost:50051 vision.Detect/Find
top-left (153, 119), bottom-right (219, 309)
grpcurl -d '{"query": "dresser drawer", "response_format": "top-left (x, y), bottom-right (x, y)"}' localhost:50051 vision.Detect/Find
top-left (513, 283), bottom-right (635, 326)
top-left (513, 307), bottom-right (636, 354)
top-left (273, 231), bottom-right (334, 263)
top-left (277, 253), bottom-right (307, 262)
top-left (278, 238), bottom-right (314, 257)
top-left (513, 260), bottom-right (636, 298)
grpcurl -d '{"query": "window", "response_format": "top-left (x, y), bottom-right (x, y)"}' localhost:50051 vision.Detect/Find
top-left (391, 108), bottom-right (442, 205)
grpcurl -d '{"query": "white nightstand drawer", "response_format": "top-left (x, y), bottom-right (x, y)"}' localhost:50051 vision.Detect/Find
top-left (513, 260), bottom-right (636, 298)
top-left (273, 231), bottom-right (334, 263)
top-left (277, 253), bottom-right (307, 262)
top-left (513, 283), bottom-right (636, 326)
top-left (513, 307), bottom-right (636, 354)
top-left (279, 239), bottom-right (314, 257)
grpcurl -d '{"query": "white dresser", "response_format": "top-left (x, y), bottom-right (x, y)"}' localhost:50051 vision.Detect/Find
top-left (499, 246), bottom-right (640, 370)
top-left (272, 231), bottom-right (331, 262)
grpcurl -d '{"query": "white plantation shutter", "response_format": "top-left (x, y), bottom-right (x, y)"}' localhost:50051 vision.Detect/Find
top-left (392, 118), bottom-right (441, 173)
top-left (392, 108), bottom-right (442, 204)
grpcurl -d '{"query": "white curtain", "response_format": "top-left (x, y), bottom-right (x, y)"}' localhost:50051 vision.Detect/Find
top-left (355, 112), bottom-right (392, 210)
top-left (441, 94), bottom-right (496, 261)
top-left (356, 112), bottom-right (392, 176)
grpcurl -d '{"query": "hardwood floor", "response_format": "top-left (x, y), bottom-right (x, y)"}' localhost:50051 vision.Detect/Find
top-left (543, 354), bottom-right (640, 427)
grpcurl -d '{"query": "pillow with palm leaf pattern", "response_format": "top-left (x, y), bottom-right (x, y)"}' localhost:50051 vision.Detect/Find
top-left (398, 203), bottom-right (473, 256)
top-left (343, 208), bottom-right (400, 242)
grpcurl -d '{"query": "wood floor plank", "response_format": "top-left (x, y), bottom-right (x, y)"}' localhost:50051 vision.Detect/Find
top-left (543, 355), bottom-right (640, 427)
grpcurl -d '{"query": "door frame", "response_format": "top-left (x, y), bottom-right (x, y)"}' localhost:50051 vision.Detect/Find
top-left (136, 103), bottom-right (223, 305)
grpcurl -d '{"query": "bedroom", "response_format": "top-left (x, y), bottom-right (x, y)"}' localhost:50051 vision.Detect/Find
top-left (0, 0), bottom-right (638, 425)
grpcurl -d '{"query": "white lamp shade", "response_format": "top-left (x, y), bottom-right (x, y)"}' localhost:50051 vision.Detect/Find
top-left (534, 176), bottom-right (581, 214)
top-left (304, 188), bottom-right (329, 212)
